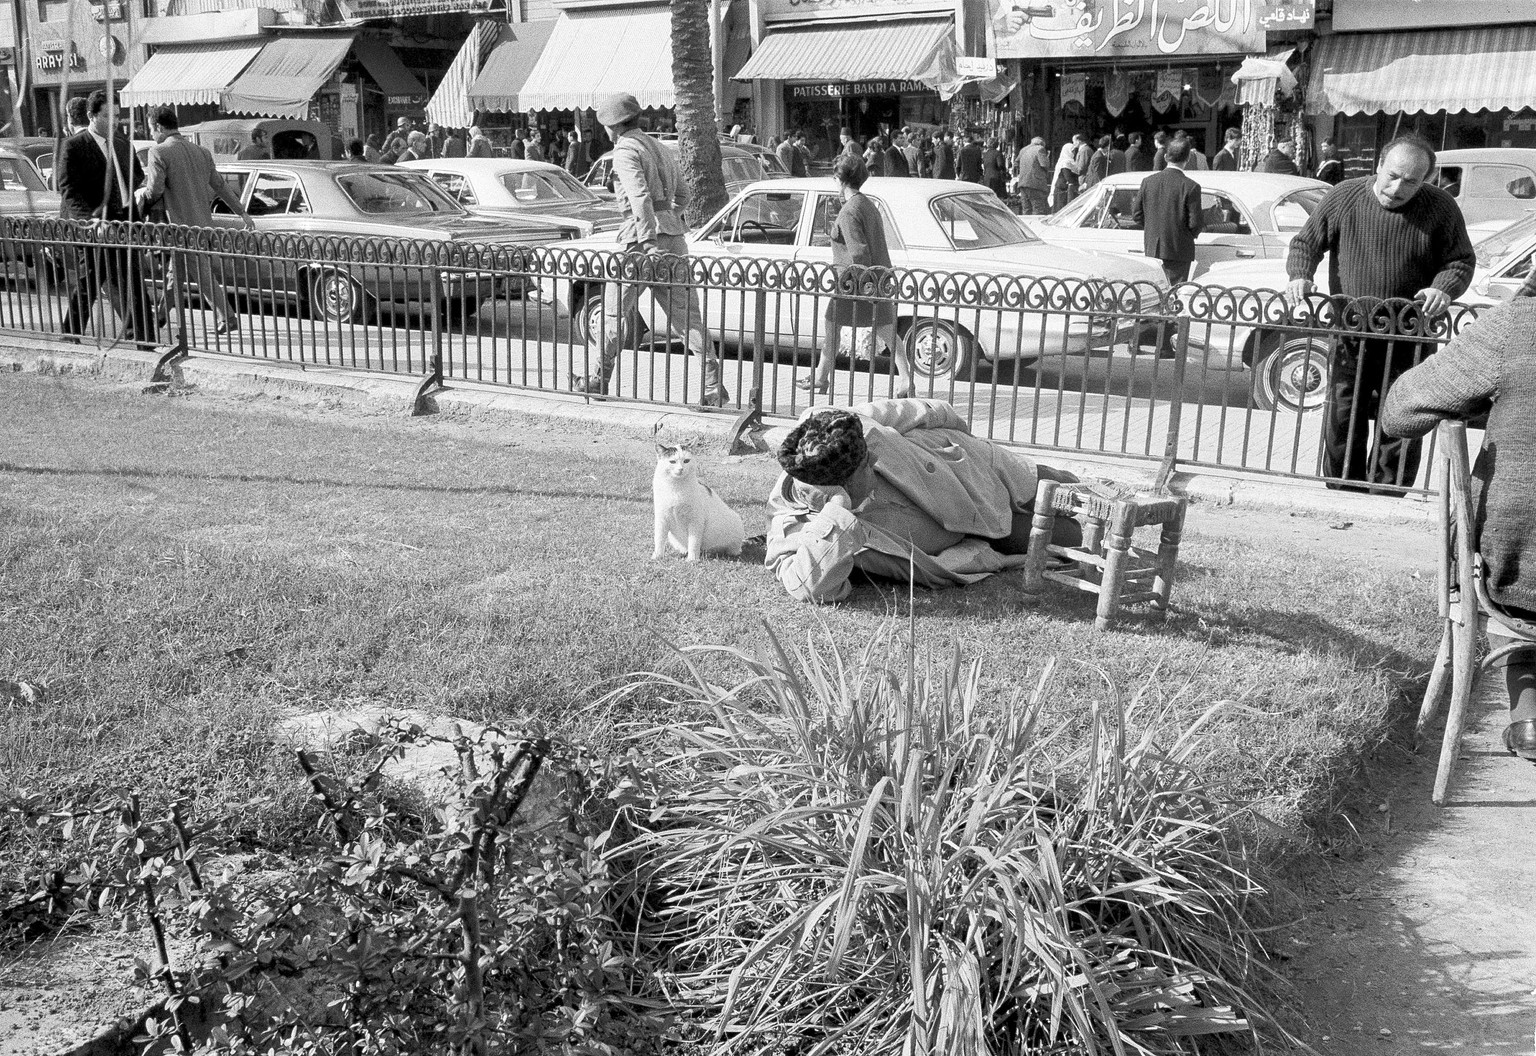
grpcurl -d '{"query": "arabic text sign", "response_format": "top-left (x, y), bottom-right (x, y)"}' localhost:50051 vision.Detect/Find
top-left (995, 0), bottom-right (1266, 60)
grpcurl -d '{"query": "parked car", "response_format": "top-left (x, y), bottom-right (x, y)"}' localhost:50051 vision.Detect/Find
top-left (540, 177), bottom-right (1165, 379)
top-left (197, 161), bottom-right (582, 322)
top-left (181, 119), bottom-right (335, 163)
top-left (581, 141), bottom-right (769, 202)
top-left (0, 145), bottom-right (64, 284)
top-left (399, 157), bottom-right (626, 236)
top-left (1024, 172), bottom-right (1331, 278)
top-left (1460, 211), bottom-right (1536, 306)
top-left (5, 137), bottom-right (58, 187)
top-left (1433, 148), bottom-right (1536, 226)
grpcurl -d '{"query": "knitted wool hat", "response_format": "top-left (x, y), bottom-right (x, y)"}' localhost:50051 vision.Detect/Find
top-left (777, 410), bottom-right (868, 486)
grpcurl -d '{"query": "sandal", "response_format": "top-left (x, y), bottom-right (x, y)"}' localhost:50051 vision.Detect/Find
top-left (1503, 719), bottom-right (1536, 761)
top-left (795, 377), bottom-right (829, 394)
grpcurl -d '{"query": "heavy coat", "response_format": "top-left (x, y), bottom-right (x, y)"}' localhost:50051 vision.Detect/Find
top-left (828, 191), bottom-right (894, 328)
top-left (57, 130), bottom-right (143, 222)
top-left (141, 133), bottom-right (239, 227)
top-left (1131, 166), bottom-right (1204, 264)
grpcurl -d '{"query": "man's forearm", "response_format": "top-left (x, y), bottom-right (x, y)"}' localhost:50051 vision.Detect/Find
top-left (768, 505), bottom-right (869, 603)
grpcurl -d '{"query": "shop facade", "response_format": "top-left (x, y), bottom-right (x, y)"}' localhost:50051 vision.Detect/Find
top-left (24, 0), bottom-right (147, 136)
top-left (1306, 2), bottom-right (1536, 181)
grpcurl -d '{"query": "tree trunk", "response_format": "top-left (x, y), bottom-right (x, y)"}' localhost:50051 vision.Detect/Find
top-left (671, 0), bottom-right (729, 226)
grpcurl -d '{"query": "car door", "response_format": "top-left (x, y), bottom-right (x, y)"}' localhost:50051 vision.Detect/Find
top-left (1034, 184), bottom-right (1144, 259)
top-left (793, 191), bottom-right (911, 359)
top-left (695, 189), bottom-right (808, 350)
top-left (243, 169), bottom-right (311, 308)
top-left (1191, 188), bottom-right (1266, 273)
top-left (1460, 163), bottom-right (1536, 225)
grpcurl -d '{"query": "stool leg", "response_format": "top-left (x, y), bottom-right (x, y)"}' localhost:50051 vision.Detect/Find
top-left (1095, 502), bottom-right (1136, 631)
top-left (1022, 480), bottom-right (1059, 594)
top-left (1081, 514), bottom-right (1107, 586)
top-left (1151, 501), bottom-right (1185, 618)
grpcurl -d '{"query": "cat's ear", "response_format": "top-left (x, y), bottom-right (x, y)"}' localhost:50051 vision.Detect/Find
top-left (656, 443), bottom-right (674, 456)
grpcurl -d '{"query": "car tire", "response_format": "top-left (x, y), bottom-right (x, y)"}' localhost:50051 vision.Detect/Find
top-left (308, 269), bottom-right (367, 325)
top-left (573, 288), bottom-right (647, 349)
top-left (1251, 333), bottom-right (1330, 412)
top-left (905, 318), bottom-right (976, 380)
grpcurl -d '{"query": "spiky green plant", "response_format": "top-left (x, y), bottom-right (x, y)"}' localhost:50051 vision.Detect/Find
top-left (606, 626), bottom-right (1282, 1056)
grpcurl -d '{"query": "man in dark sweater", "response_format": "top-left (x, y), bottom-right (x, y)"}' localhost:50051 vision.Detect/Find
top-left (1382, 299), bottom-right (1536, 760)
top-left (1286, 134), bottom-right (1475, 492)
top-left (1124, 132), bottom-right (1150, 172)
top-left (957, 132), bottom-right (983, 183)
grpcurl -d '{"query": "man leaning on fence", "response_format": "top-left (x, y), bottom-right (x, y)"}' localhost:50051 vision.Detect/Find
top-left (766, 400), bottom-right (1080, 604)
top-left (136, 106), bottom-right (255, 338)
top-left (1285, 134), bottom-right (1475, 493)
top-left (571, 92), bottom-right (728, 407)
top-left (56, 89), bottom-right (155, 348)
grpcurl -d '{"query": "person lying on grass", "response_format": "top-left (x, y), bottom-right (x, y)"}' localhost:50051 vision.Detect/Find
top-left (767, 398), bottom-right (1081, 603)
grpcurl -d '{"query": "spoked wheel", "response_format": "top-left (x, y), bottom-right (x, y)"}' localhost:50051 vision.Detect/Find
top-left (905, 318), bottom-right (976, 380)
top-left (1251, 334), bottom-right (1330, 412)
top-left (308, 269), bottom-right (368, 324)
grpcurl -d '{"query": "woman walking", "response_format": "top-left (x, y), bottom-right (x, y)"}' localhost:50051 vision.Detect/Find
top-left (797, 155), bottom-right (916, 398)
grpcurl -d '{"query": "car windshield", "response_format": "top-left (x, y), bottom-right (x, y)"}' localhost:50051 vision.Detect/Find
top-left (337, 172), bottom-right (463, 216)
top-left (1272, 187), bottom-right (1327, 230)
top-left (931, 192), bottom-right (1037, 250)
top-left (1473, 213), bottom-right (1536, 269)
top-left (0, 154), bottom-right (46, 192)
top-left (498, 169), bottom-right (599, 204)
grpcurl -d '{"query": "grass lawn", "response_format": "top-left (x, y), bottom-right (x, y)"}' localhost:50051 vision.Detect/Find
top-left (0, 371), bottom-right (1439, 883)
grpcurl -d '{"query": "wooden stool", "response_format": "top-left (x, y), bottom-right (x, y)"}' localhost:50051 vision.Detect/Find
top-left (1022, 480), bottom-right (1187, 630)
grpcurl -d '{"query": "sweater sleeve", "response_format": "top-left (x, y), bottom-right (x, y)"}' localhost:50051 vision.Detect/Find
top-left (1428, 200), bottom-right (1477, 299)
top-left (1381, 307), bottom-right (1504, 438)
top-left (1286, 185), bottom-right (1338, 283)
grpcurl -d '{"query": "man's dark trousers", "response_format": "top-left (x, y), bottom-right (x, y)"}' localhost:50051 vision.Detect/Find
top-left (63, 241), bottom-right (153, 342)
top-left (1324, 336), bottom-right (1430, 493)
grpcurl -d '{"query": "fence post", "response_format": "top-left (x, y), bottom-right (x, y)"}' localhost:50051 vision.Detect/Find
top-left (727, 287), bottom-right (767, 455)
top-left (150, 240), bottom-right (190, 385)
top-left (1154, 315), bottom-right (1191, 493)
top-left (414, 265), bottom-right (446, 416)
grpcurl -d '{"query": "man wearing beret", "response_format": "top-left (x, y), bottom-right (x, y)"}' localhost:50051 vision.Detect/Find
top-left (767, 399), bottom-right (1078, 603)
top-left (572, 92), bottom-right (728, 407)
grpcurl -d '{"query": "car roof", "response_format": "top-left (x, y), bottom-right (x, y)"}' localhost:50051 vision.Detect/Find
top-left (1436, 148), bottom-right (1536, 165)
top-left (217, 160), bottom-right (405, 174)
top-left (733, 177), bottom-right (1009, 201)
top-left (1092, 171), bottom-right (1329, 193)
top-left (399, 158), bottom-right (566, 175)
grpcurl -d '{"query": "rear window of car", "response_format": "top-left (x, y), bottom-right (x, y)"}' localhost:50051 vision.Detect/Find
top-left (1271, 187), bottom-right (1327, 231)
top-left (337, 172), bottom-right (463, 216)
top-left (498, 169), bottom-right (598, 203)
top-left (1474, 212), bottom-right (1536, 269)
top-left (930, 192), bottom-right (1038, 250)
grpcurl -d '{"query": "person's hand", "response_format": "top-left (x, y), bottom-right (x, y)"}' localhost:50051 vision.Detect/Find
top-left (1415, 286), bottom-right (1451, 317)
top-left (642, 240), bottom-right (662, 255)
top-left (243, 217), bottom-right (256, 231)
top-left (1284, 278), bottom-right (1313, 310)
top-left (825, 491), bottom-right (852, 510)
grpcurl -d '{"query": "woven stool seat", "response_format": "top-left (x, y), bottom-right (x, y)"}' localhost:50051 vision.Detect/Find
top-left (1024, 480), bottom-right (1188, 630)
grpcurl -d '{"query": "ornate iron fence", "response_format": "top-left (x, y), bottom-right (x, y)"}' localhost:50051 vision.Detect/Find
top-left (0, 217), bottom-right (1484, 494)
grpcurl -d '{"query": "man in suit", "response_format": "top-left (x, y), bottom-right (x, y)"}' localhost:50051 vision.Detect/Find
top-left (136, 105), bottom-right (254, 337)
top-left (1132, 136), bottom-right (1204, 357)
top-left (56, 89), bottom-right (155, 346)
top-left (237, 128), bottom-right (270, 161)
top-left (1261, 139), bottom-right (1300, 175)
top-left (1212, 127), bottom-right (1242, 171)
top-left (934, 131), bottom-right (956, 180)
top-left (957, 132), bottom-right (984, 183)
top-left (1013, 135), bottom-right (1051, 214)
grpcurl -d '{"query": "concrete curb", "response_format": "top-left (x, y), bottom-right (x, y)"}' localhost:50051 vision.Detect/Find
top-left (1, 334), bottom-right (1431, 524)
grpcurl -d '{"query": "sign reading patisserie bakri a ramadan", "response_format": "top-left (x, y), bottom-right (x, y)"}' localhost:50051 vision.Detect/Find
top-left (789, 80), bottom-right (929, 97)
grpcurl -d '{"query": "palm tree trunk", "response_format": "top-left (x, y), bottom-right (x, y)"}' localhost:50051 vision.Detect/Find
top-left (671, 0), bottom-right (729, 225)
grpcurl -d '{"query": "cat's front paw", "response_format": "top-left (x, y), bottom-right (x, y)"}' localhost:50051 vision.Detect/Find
top-left (652, 549), bottom-right (666, 560)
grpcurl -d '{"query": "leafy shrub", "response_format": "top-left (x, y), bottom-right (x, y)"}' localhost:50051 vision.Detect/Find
top-left (607, 628), bottom-right (1283, 1056)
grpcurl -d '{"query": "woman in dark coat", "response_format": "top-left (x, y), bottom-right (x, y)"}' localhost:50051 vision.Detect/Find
top-left (797, 155), bottom-right (915, 397)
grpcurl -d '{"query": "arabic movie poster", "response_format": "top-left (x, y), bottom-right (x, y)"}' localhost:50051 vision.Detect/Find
top-left (994, 0), bottom-right (1267, 61)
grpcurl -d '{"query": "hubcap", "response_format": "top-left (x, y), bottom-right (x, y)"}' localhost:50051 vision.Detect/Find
top-left (912, 325), bottom-right (954, 376)
top-left (1275, 345), bottom-right (1327, 409)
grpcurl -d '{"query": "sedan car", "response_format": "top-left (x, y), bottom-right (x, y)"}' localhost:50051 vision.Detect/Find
top-left (399, 157), bottom-right (625, 236)
top-left (541, 177), bottom-right (1165, 379)
top-left (582, 141), bottom-right (769, 202)
top-left (201, 161), bottom-right (583, 322)
top-left (0, 145), bottom-right (61, 217)
top-left (1025, 172), bottom-right (1331, 278)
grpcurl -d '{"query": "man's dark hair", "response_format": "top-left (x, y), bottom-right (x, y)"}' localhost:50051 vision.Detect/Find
top-left (251, 128), bottom-right (266, 142)
top-left (1153, 130), bottom-right (1169, 146)
top-left (1164, 138), bottom-right (1191, 165)
top-left (1224, 127), bottom-right (1242, 143)
top-left (1129, 132), bottom-right (1143, 146)
top-left (86, 90), bottom-right (109, 119)
top-left (65, 96), bottom-right (88, 128)
top-left (1382, 134), bottom-right (1436, 178)
top-left (1097, 135), bottom-right (1111, 149)
top-left (345, 138), bottom-right (364, 157)
top-left (150, 105), bottom-right (178, 131)
top-left (833, 153), bottom-right (869, 190)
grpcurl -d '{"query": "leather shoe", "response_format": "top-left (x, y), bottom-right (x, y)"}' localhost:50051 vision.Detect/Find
top-left (1503, 719), bottom-right (1536, 761)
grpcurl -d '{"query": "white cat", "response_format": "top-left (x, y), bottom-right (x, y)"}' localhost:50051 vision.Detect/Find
top-left (652, 445), bottom-right (745, 562)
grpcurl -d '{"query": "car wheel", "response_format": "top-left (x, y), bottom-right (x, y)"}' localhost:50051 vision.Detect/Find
top-left (308, 269), bottom-right (367, 324)
top-left (1251, 334), bottom-right (1330, 412)
top-left (573, 288), bottom-right (647, 348)
top-left (906, 318), bottom-right (976, 380)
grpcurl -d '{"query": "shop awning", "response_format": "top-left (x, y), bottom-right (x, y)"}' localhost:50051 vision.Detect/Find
top-left (353, 37), bottom-right (427, 106)
top-left (465, 20), bottom-right (559, 113)
top-left (516, 6), bottom-right (674, 112)
top-left (121, 41), bottom-right (264, 107)
top-left (221, 33), bottom-right (356, 119)
top-left (734, 18), bottom-right (949, 83)
top-left (1307, 24), bottom-right (1536, 116)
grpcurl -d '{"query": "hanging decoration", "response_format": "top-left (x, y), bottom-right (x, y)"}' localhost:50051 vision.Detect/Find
top-left (1103, 71), bottom-right (1131, 118)
top-left (1060, 72), bottom-right (1087, 112)
top-left (1153, 70), bottom-right (1182, 112)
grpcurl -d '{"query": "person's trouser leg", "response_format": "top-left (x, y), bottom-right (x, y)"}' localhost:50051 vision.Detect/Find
top-left (593, 276), bottom-right (642, 393)
top-left (1322, 337), bottom-right (1375, 488)
top-left (1369, 338), bottom-right (1431, 492)
top-left (1154, 261), bottom-right (1191, 355)
top-left (648, 235), bottom-right (726, 405)
top-left (102, 245), bottom-right (154, 343)
top-left (62, 247), bottom-right (105, 337)
top-left (1487, 626), bottom-right (1536, 759)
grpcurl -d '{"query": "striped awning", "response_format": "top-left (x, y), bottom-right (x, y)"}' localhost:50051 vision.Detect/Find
top-left (120, 41), bottom-right (263, 108)
top-left (1307, 25), bottom-right (1536, 116)
top-left (516, 6), bottom-right (674, 113)
top-left (426, 20), bottom-right (497, 126)
top-left (222, 33), bottom-right (355, 119)
top-left (465, 20), bottom-right (559, 113)
top-left (734, 18), bottom-right (949, 83)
